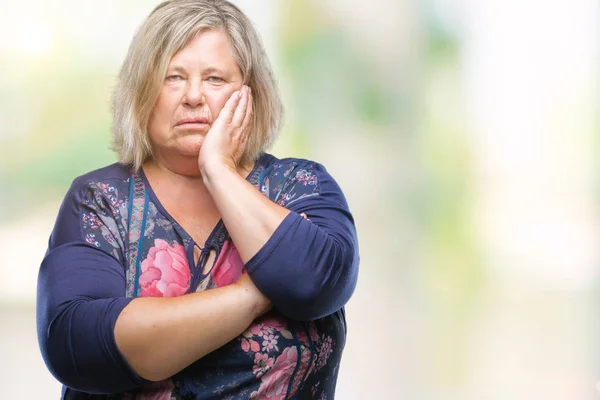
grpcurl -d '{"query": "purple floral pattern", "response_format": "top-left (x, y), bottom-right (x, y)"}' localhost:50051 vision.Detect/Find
top-left (81, 180), bottom-right (128, 261)
top-left (73, 156), bottom-right (345, 399)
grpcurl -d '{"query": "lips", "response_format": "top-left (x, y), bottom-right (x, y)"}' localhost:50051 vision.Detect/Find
top-left (176, 117), bottom-right (209, 126)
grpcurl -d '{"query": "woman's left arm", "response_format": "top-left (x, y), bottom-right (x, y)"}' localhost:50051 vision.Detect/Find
top-left (202, 160), bottom-right (359, 321)
top-left (199, 87), bottom-right (358, 321)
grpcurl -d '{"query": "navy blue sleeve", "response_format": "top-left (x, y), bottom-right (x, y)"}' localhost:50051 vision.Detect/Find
top-left (36, 181), bottom-right (149, 394)
top-left (245, 162), bottom-right (359, 321)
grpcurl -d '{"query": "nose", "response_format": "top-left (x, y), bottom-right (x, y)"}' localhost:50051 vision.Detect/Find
top-left (183, 78), bottom-right (205, 108)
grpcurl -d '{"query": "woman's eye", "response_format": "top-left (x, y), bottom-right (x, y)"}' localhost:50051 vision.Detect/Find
top-left (207, 76), bottom-right (224, 83)
top-left (166, 75), bottom-right (183, 82)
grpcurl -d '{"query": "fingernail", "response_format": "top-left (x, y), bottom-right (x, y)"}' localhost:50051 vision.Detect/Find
top-left (238, 90), bottom-right (243, 98)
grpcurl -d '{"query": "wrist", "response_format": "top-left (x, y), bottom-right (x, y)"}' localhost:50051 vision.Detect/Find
top-left (232, 277), bottom-right (272, 320)
top-left (200, 159), bottom-right (235, 187)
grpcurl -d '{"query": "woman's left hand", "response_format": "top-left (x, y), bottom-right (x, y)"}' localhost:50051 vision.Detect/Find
top-left (198, 85), bottom-right (253, 173)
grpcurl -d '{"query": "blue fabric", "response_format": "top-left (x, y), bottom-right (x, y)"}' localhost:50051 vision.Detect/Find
top-left (37, 243), bottom-right (145, 394)
top-left (36, 154), bottom-right (359, 398)
top-left (246, 163), bottom-right (359, 320)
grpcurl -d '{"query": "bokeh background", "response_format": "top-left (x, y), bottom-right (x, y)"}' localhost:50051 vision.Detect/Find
top-left (1, 0), bottom-right (599, 398)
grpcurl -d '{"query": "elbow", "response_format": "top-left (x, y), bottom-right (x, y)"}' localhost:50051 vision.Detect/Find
top-left (281, 285), bottom-right (325, 321)
top-left (40, 334), bottom-right (140, 394)
top-left (283, 243), bottom-right (359, 321)
top-left (37, 302), bottom-right (143, 394)
top-left (39, 327), bottom-right (86, 393)
top-left (38, 306), bottom-right (80, 391)
top-left (282, 280), bottom-right (351, 322)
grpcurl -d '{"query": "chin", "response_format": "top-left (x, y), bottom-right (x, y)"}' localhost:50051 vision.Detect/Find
top-left (176, 134), bottom-right (204, 157)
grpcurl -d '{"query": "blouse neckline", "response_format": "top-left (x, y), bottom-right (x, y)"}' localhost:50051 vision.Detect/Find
top-left (136, 154), bottom-right (267, 252)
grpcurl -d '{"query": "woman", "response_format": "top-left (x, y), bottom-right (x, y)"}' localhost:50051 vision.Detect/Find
top-left (36, 0), bottom-right (359, 399)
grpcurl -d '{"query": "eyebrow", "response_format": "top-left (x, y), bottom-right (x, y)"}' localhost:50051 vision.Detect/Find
top-left (203, 66), bottom-right (227, 75)
top-left (166, 65), bottom-right (227, 75)
top-left (166, 66), bottom-right (187, 74)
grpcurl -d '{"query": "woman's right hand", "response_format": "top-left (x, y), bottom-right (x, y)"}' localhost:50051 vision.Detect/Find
top-left (234, 272), bottom-right (272, 318)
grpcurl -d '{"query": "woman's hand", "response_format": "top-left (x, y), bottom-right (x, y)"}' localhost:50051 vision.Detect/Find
top-left (234, 272), bottom-right (272, 318)
top-left (198, 85), bottom-right (253, 174)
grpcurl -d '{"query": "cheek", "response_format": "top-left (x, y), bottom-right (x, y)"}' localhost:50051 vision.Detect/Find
top-left (207, 89), bottom-right (237, 120)
top-left (155, 92), bottom-right (180, 121)
top-left (148, 93), bottom-right (178, 142)
top-left (155, 89), bottom-right (181, 120)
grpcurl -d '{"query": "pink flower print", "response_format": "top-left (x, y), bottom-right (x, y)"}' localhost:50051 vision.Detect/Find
top-left (250, 346), bottom-right (299, 400)
top-left (212, 240), bottom-right (244, 287)
top-left (296, 330), bottom-right (307, 343)
top-left (250, 323), bottom-right (274, 340)
top-left (296, 323), bottom-right (319, 346)
top-left (249, 324), bottom-right (265, 336)
top-left (253, 352), bottom-right (275, 378)
top-left (85, 233), bottom-right (100, 248)
top-left (245, 314), bottom-right (287, 340)
top-left (82, 212), bottom-right (102, 229)
top-left (290, 346), bottom-right (314, 394)
top-left (256, 313), bottom-right (288, 331)
top-left (242, 326), bottom-right (261, 342)
top-left (241, 337), bottom-right (261, 353)
top-left (103, 231), bottom-right (117, 246)
top-left (136, 380), bottom-right (174, 400)
top-left (139, 239), bottom-right (190, 297)
top-left (315, 336), bottom-right (334, 371)
top-left (295, 170), bottom-right (317, 186)
top-left (321, 337), bottom-right (333, 356)
top-left (243, 313), bottom-right (290, 354)
top-left (308, 324), bottom-right (319, 342)
top-left (262, 333), bottom-right (280, 352)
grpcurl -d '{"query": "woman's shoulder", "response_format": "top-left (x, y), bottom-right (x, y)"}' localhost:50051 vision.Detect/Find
top-left (257, 153), bottom-right (336, 207)
top-left (259, 153), bottom-right (330, 184)
top-left (49, 163), bottom-right (132, 257)
top-left (71, 162), bottom-right (132, 190)
top-left (260, 153), bottom-right (323, 172)
top-left (65, 163), bottom-right (132, 205)
top-left (57, 163), bottom-right (132, 224)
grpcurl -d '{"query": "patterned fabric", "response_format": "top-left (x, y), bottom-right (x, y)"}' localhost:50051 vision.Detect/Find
top-left (73, 154), bottom-right (346, 399)
top-left (126, 174), bottom-right (148, 297)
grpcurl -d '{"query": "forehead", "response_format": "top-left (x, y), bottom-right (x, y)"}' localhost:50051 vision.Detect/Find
top-left (169, 28), bottom-right (237, 69)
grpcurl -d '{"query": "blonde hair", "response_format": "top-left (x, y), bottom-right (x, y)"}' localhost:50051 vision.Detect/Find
top-left (111, 0), bottom-right (283, 170)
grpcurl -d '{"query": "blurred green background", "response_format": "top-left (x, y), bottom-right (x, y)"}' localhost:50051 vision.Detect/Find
top-left (1, 0), bottom-right (598, 398)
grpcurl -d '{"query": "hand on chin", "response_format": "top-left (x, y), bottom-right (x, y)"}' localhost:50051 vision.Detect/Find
top-left (198, 86), bottom-right (253, 173)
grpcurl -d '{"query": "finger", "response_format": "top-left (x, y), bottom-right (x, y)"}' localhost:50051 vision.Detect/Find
top-left (231, 86), bottom-right (249, 127)
top-left (241, 89), bottom-right (253, 132)
top-left (236, 90), bottom-right (253, 146)
top-left (233, 120), bottom-right (250, 162)
top-left (217, 90), bottom-right (242, 124)
top-left (235, 93), bottom-right (252, 159)
top-left (235, 127), bottom-right (250, 162)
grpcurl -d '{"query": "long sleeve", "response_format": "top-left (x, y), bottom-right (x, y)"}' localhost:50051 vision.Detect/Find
top-left (245, 161), bottom-right (359, 321)
top-left (36, 177), bottom-right (148, 394)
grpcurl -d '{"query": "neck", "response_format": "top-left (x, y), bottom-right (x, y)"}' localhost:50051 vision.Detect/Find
top-left (142, 156), bottom-right (255, 198)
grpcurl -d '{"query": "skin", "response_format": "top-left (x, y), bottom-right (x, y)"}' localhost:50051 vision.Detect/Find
top-left (114, 28), bottom-right (293, 382)
top-left (146, 27), bottom-right (246, 177)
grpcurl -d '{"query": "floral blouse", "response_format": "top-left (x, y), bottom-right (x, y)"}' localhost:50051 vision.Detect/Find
top-left (37, 153), bottom-right (359, 399)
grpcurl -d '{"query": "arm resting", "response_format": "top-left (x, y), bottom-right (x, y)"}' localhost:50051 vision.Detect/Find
top-left (37, 243), bottom-right (265, 393)
top-left (246, 205), bottom-right (359, 321)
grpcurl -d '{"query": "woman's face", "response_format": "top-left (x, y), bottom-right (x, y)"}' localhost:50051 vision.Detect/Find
top-left (148, 28), bottom-right (243, 164)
